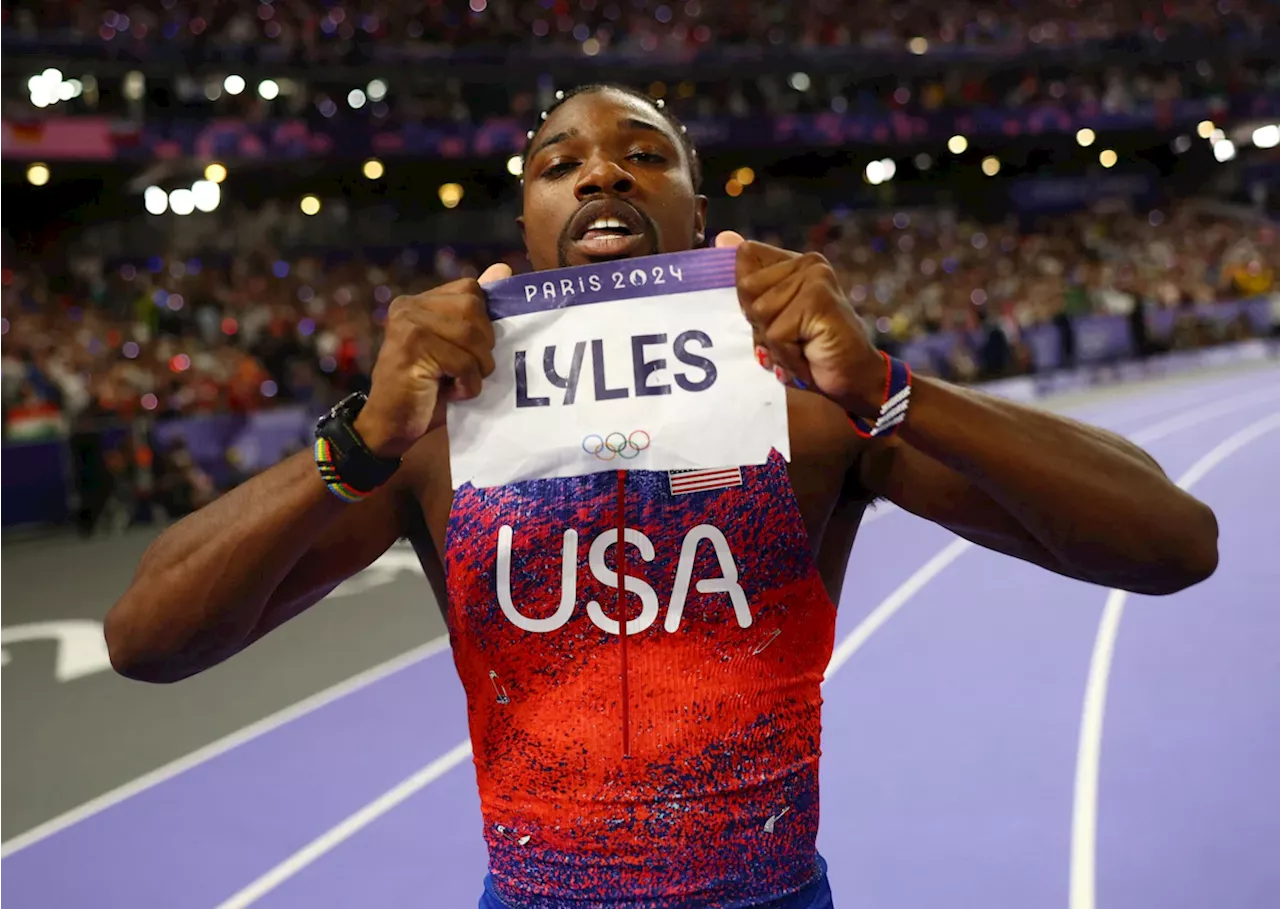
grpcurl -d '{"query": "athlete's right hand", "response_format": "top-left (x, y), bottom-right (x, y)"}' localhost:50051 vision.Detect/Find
top-left (354, 262), bottom-right (512, 458)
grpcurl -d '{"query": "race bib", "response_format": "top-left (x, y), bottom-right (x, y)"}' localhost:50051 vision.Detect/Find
top-left (446, 247), bottom-right (790, 489)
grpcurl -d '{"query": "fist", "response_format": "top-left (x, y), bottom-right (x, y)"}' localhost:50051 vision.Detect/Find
top-left (355, 262), bottom-right (511, 457)
top-left (716, 232), bottom-right (882, 417)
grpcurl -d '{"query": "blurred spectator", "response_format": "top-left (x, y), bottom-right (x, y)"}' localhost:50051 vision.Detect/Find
top-left (2, 193), bottom-right (1274, 531)
top-left (4, 198), bottom-right (1274, 443)
top-left (6, 0), bottom-right (1276, 60)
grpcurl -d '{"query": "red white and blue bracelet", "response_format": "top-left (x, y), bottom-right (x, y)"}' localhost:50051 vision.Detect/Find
top-left (847, 350), bottom-right (913, 439)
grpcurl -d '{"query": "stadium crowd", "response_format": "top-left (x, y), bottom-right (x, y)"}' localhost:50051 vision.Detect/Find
top-left (5, 4), bottom-right (1278, 529)
top-left (5, 201), bottom-right (1275, 444)
top-left (7, 0), bottom-right (1275, 58)
top-left (9, 48), bottom-right (1276, 128)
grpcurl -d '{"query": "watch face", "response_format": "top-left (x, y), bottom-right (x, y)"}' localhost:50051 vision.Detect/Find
top-left (333, 392), bottom-right (366, 422)
top-left (317, 392), bottom-right (364, 437)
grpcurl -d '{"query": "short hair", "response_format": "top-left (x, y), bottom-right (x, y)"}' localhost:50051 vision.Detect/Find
top-left (521, 83), bottom-right (703, 191)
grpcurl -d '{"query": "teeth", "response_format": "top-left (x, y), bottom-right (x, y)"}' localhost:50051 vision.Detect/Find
top-left (587, 217), bottom-right (628, 232)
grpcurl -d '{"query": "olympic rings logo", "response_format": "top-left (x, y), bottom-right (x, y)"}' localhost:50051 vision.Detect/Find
top-left (582, 430), bottom-right (651, 461)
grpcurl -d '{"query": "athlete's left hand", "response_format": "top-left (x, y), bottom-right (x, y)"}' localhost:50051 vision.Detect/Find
top-left (714, 231), bottom-right (884, 418)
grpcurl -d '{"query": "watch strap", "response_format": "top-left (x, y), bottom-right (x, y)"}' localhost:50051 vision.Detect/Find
top-left (314, 393), bottom-right (401, 501)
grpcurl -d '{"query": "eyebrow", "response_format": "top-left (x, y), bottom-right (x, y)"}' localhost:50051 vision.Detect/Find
top-left (617, 117), bottom-right (669, 140)
top-left (530, 129), bottom-right (575, 160)
top-left (529, 118), bottom-right (675, 160)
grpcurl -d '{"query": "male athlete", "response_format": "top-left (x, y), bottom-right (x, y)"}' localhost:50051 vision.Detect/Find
top-left (106, 84), bottom-right (1219, 908)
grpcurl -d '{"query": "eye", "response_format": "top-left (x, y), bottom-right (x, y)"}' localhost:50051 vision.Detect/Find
top-left (541, 160), bottom-right (578, 179)
top-left (628, 151), bottom-right (666, 164)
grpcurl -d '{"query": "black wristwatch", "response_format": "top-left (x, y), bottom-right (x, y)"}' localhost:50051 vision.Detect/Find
top-left (314, 392), bottom-right (402, 496)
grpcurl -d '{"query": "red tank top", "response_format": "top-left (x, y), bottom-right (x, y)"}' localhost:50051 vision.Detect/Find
top-left (444, 450), bottom-right (836, 908)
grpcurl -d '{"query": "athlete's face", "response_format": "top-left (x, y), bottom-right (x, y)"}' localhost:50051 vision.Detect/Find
top-left (519, 90), bottom-right (708, 271)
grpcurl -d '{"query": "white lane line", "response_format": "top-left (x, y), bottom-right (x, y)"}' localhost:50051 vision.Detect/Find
top-left (220, 377), bottom-right (1280, 906)
top-left (214, 741), bottom-right (475, 909)
top-left (1071, 367), bottom-right (1280, 431)
top-left (823, 538), bottom-right (971, 684)
top-left (822, 383), bottom-right (1280, 685)
top-left (0, 634), bottom-right (450, 859)
top-left (1125, 387), bottom-right (1280, 446)
top-left (11, 371), bottom-right (1273, 876)
top-left (1068, 411), bottom-right (1280, 909)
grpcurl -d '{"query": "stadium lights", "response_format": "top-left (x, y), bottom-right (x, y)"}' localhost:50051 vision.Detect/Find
top-left (865, 158), bottom-right (897, 185)
top-left (300, 195), bottom-right (322, 216)
top-left (1099, 149), bottom-right (1118, 168)
top-left (123, 71), bottom-right (145, 101)
top-left (1252, 124), bottom-right (1280, 149)
top-left (438, 183), bottom-right (464, 209)
top-left (27, 69), bottom-right (83, 108)
top-left (733, 167), bottom-right (756, 186)
top-left (506, 155), bottom-right (524, 177)
top-left (1172, 135), bottom-right (1192, 154)
top-left (1213, 139), bottom-right (1237, 162)
top-left (223, 74), bottom-right (246, 96)
top-left (204, 162), bottom-right (227, 183)
top-left (947, 135), bottom-right (968, 154)
top-left (363, 158), bottom-right (385, 180)
top-left (26, 163), bottom-right (50, 186)
top-left (788, 72), bottom-right (811, 92)
top-left (1076, 128), bottom-right (1096, 147)
top-left (367, 79), bottom-right (388, 102)
top-left (981, 156), bottom-right (1000, 176)
top-left (725, 178), bottom-right (743, 197)
top-left (191, 180), bottom-right (220, 213)
top-left (257, 79), bottom-right (280, 101)
top-left (908, 37), bottom-right (928, 54)
top-left (145, 179), bottom-right (221, 216)
top-left (347, 89), bottom-right (367, 109)
top-left (144, 186), bottom-right (168, 215)
top-left (168, 188), bottom-right (196, 216)
top-left (1196, 120), bottom-right (1215, 139)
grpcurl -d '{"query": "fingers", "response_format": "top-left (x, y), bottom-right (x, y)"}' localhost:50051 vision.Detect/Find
top-left (478, 262), bottom-right (513, 286)
top-left (714, 230), bottom-right (746, 249)
top-left (735, 239), bottom-right (798, 283)
top-left (736, 244), bottom-right (809, 303)
top-left (737, 251), bottom-right (843, 391)
top-left (740, 263), bottom-right (809, 326)
top-left (416, 309), bottom-right (496, 378)
top-left (429, 335), bottom-right (487, 401)
top-left (394, 282), bottom-right (495, 345)
top-left (388, 285), bottom-right (497, 383)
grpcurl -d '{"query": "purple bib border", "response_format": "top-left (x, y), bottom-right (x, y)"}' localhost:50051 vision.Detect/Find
top-left (484, 247), bottom-right (737, 320)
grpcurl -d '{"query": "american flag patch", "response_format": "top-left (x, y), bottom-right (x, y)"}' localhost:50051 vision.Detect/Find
top-left (668, 466), bottom-right (743, 496)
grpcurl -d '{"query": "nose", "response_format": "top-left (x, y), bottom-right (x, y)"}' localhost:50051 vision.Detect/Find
top-left (574, 156), bottom-right (635, 201)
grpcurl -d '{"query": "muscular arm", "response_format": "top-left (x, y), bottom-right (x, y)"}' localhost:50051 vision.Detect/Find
top-left (104, 449), bottom-right (418, 683)
top-left (858, 376), bottom-right (1219, 595)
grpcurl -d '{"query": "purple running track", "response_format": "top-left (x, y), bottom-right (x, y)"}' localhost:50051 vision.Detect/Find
top-left (3, 366), bottom-right (1277, 909)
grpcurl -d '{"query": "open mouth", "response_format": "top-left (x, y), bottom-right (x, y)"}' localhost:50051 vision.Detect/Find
top-left (580, 216), bottom-right (635, 243)
top-left (567, 201), bottom-right (653, 261)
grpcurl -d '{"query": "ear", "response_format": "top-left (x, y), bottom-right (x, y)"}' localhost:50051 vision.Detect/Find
top-left (692, 195), bottom-right (709, 247)
top-left (516, 214), bottom-right (526, 243)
